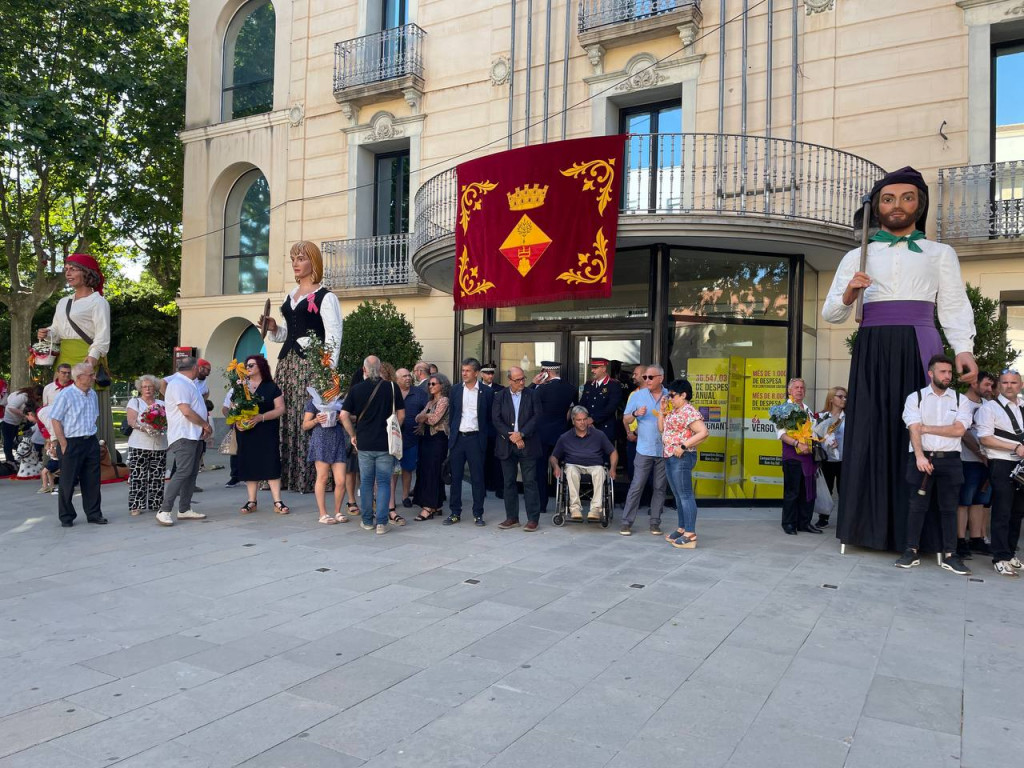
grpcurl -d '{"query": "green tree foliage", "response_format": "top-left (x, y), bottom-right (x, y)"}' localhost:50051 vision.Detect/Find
top-left (0, 0), bottom-right (187, 387)
top-left (105, 274), bottom-right (179, 380)
top-left (844, 283), bottom-right (1019, 380)
top-left (337, 301), bottom-right (423, 380)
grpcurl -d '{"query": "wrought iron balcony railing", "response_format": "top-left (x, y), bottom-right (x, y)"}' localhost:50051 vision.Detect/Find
top-left (334, 24), bottom-right (425, 91)
top-left (937, 160), bottom-right (1024, 241)
top-left (579, 0), bottom-right (699, 32)
top-left (321, 234), bottom-right (414, 289)
top-left (412, 134), bottom-right (884, 255)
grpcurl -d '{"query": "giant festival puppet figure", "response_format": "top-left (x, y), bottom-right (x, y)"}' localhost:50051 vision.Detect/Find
top-left (822, 167), bottom-right (978, 552)
top-left (258, 241), bottom-right (343, 494)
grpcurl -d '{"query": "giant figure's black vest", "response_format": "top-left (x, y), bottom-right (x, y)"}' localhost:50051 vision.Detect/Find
top-left (278, 287), bottom-right (327, 360)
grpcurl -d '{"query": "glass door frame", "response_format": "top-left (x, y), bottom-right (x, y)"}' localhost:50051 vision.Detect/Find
top-left (570, 330), bottom-right (653, 391)
top-left (489, 331), bottom-right (565, 383)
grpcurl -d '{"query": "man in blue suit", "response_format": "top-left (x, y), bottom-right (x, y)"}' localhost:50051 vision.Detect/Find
top-left (445, 357), bottom-right (494, 526)
top-left (531, 361), bottom-right (578, 513)
top-left (493, 366), bottom-right (542, 530)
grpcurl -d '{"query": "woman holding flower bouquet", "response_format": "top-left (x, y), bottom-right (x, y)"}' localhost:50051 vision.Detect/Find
top-left (774, 378), bottom-right (819, 536)
top-left (125, 375), bottom-right (168, 515)
top-left (236, 355), bottom-right (289, 514)
top-left (258, 241), bottom-right (343, 495)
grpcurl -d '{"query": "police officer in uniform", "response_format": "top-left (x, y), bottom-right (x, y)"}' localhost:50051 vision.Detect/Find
top-left (481, 363), bottom-right (504, 497)
top-left (579, 357), bottom-right (622, 444)
top-left (531, 361), bottom-right (578, 512)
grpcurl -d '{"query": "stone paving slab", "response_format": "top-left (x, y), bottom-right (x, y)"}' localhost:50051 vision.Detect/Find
top-left (1, 468), bottom-right (1021, 765)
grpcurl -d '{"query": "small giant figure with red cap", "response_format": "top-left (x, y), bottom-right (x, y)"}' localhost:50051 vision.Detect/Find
top-left (822, 167), bottom-right (977, 552)
top-left (37, 253), bottom-right (116, 464)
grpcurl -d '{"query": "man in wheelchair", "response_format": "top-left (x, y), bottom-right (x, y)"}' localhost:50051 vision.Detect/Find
top-left (550, 406), bottom-right (618, 521)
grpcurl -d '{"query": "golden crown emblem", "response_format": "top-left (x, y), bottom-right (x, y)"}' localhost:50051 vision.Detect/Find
top-left (507, 184), bottom-right (549, 211)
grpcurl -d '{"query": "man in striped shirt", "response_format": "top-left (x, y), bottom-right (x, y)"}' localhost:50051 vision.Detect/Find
top-left (49, 362), bottom-right (107, 527)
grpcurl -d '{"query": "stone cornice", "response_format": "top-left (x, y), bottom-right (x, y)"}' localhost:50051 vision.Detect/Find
top-left (179, 109), bottom-right (293, 145)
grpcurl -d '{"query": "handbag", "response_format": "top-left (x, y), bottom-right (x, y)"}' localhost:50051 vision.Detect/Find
top-left (63, 301), bottom-right (112, 390)
top-left (813, 468), bottom-right (834, 517)
top-left (120, 398), bottom-right (136, 437)
top-left (219, 428), bottom-right (237, 456)
top-left (387, 383), bottom-right (403, 460)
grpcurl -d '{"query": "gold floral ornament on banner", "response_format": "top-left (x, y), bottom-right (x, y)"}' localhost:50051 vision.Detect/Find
top-left (459, 181), bottom-right (498, 233)
top-left (560, 158), bottom-right (616, 216)
top-left (558, 228), bottom-right (609, 286)
top-left (458, 247), bottom-right (495, 297)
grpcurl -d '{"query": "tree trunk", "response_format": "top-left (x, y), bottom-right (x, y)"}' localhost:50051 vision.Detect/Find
top-left (8, 301), bottom-right (38, 389)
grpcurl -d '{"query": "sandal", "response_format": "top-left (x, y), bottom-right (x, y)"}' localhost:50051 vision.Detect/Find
top-left (334, 512), bottom-right (349, 523)
top-left (671, 533), bottom-right (697, 549)
top-left (414, 509), bottom-right (435, 522)
top-left (240, 500), bottom-right (257, 515)
top-left (318, 514), bottom-right (337, 525)
top-left (273, 501), bottom-right (291, 515)
top-left (389, 507), bottom-right (406, 526)
top-left (346, 502), bottom-right (360, 514)
top-left (665, 529), bottom-right (685, 542)
top-left (130, 508), bottom-right (143, 517)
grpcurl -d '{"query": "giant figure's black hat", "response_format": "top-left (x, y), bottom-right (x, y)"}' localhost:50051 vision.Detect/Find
top-left (854, 166), bottom-right (930, 231)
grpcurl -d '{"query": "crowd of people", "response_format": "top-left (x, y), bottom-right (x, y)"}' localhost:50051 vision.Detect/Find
top-left (10, 213), bottom-right (1021, 574)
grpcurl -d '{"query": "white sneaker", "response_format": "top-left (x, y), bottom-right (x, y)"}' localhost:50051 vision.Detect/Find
top-left (588, 510), bottom-right (603, 520)
top-left (359, 521), bottom-right (374, 531)
top-left (375, 524), bottom-right (389, 535)
top-left (1010, 557), bottom-right (1023, 569)
top-left (569, 510), bottom-right (583, 520)
top-left (994, 561), bottom-right (1019, 577)
top-left (177, 510), bottom-right (206, 520)
top-left (155, 511), bottom-right (174, 526)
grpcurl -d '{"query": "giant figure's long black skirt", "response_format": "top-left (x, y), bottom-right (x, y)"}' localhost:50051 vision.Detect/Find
top-left (836, 324), bottom-right (944, 552)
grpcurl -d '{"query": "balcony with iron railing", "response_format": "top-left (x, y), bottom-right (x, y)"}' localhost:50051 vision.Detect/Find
top-left (333, 24), bottom-right (426, 117)
top-left (411, 133), bottom-right (885, 290)
top-left (937, 160), bottom-right (1024, 245)
top-left (321, 234), bottom-right (430, 296)
top-left (578, 0), bottom-right (701, 62)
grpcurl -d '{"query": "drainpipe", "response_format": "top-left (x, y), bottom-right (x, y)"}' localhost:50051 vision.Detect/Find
top-left (542, 0), bottom-right (552, 143)
top-left (508, 0), bottom-right (516, 150)
top-left (562, 0), bottom-right (572, 139)
top-left (790, 0), bottom-right (798, 215)
top-left (741, 0), bottom-right (749, 210)
top-left (525, 0), bottom-right (534, 145)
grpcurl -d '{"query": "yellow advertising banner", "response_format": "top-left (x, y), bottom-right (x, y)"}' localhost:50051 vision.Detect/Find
top-left (688, 358), bottom-right (730, 498)
top-left (742, 357), bottom-right (788, 499)
top-left (725, 356), bottom-right (746, 499)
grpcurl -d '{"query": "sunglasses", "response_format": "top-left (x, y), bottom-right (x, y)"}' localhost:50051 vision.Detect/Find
top-left (428, 382), bottom-right (439, 387)
top-left (245, 363), bottom-right (257, 368)
top-left (642, 374), bottom-right (661, 380)
top-left (1003, 369), bottom-right (1020, 375)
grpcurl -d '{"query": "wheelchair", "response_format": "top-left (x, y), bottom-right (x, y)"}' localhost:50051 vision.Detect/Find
top-left (552, 462), bottom-right (614, 528)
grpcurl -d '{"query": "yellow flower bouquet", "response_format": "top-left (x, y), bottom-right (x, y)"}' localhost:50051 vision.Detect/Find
top-left (224, 359), bottom-right (264, 431)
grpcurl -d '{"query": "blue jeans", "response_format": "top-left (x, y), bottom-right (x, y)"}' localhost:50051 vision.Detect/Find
top-left (358, 450), bottom-right (394, 525)
top-left (665, 451), bottom-right (698, 532)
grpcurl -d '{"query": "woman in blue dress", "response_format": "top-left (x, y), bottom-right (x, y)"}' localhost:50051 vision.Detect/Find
top-left (302, 398), bottom-right (348, 524)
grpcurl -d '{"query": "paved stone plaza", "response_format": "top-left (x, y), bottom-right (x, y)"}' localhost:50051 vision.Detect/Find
top-left (0, 469), bottom-right (1021, 767)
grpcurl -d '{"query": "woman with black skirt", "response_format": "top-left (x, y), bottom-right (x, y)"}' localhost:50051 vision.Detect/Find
top-left (412, 373), bottom-right (451, 520)
top-left (236, 355), bottom-right (289, 515)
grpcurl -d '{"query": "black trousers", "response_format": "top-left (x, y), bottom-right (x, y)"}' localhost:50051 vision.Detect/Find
top-left (501, 447), bottom-right (541, 524)
top-left (989, 459), bottom-right (1024, 564)
top-left (905, 454), bottom-right (962, 553)
top-left (449, 432), bottom-right (486, 518)
top-left (2, 422), bottom-right (19, 463)
top-left (781, 459), bottom-right (813, 529)
top-left (57, 435), bottom-right (103, 524)
top-left (535, 442), bottom-right (557, 511)
top-left (821, 461), bottom-right (841, 496)
top-left (229, 452), bottom-right (239, 482)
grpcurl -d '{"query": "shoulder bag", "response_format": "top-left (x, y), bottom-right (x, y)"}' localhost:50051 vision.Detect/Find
top-left (386, 383), bottom-right (403, 460)
top-left (120, 397), bottom-right (136, 437)
top-left (64, 301), bottom-right (112, 390)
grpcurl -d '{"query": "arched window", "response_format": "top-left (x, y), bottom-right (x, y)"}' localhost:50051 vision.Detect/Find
top-left (222, 1), bottom-right (275, 121)
top-left (223, 170), bottom-right (270, 295)
top-left (233, 325), bottom-right (267, 361)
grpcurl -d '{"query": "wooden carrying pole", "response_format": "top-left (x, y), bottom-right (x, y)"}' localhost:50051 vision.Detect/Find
top-left (854, 195), bottom-right (872, 323)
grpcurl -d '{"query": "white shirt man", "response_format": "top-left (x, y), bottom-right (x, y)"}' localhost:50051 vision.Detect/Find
top-left (976, 370), bottom-right (1024, 576)
top-left (157, 359), bottom-right (211, 526)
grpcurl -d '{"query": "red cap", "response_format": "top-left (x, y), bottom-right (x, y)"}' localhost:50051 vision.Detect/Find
top-left (197, 359), bottom-right (211, 368)
top-left (66, 253), bottom-right (105, 295)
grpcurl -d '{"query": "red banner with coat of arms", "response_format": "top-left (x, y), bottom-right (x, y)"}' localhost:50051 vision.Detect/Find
top-left (453, 135), bottom-right (627, 310)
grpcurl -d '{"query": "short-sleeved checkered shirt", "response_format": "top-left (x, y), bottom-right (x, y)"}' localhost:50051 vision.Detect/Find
top-left (49, 384), bottom-right (98, 438)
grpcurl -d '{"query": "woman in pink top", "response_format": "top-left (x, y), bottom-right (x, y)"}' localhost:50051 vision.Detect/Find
top-left (657, 379), bottom-right (709, 548)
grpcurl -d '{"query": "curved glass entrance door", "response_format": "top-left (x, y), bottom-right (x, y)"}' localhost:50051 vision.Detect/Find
top-left (493, 333), bottom-right (561, 384)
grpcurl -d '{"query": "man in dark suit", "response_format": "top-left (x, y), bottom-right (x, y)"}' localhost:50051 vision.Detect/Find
top-left (445, 357), bottom-right (494, 526)
top-left (493, 366), bottom-right (542, 530)
top-left (579, 357), bottom-right (623, 444)
top-left (531, 361), bottom-right (578, 513)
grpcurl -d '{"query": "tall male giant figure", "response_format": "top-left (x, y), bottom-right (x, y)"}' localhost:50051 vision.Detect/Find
top-left (822, 167), bottom-right (977, 551)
